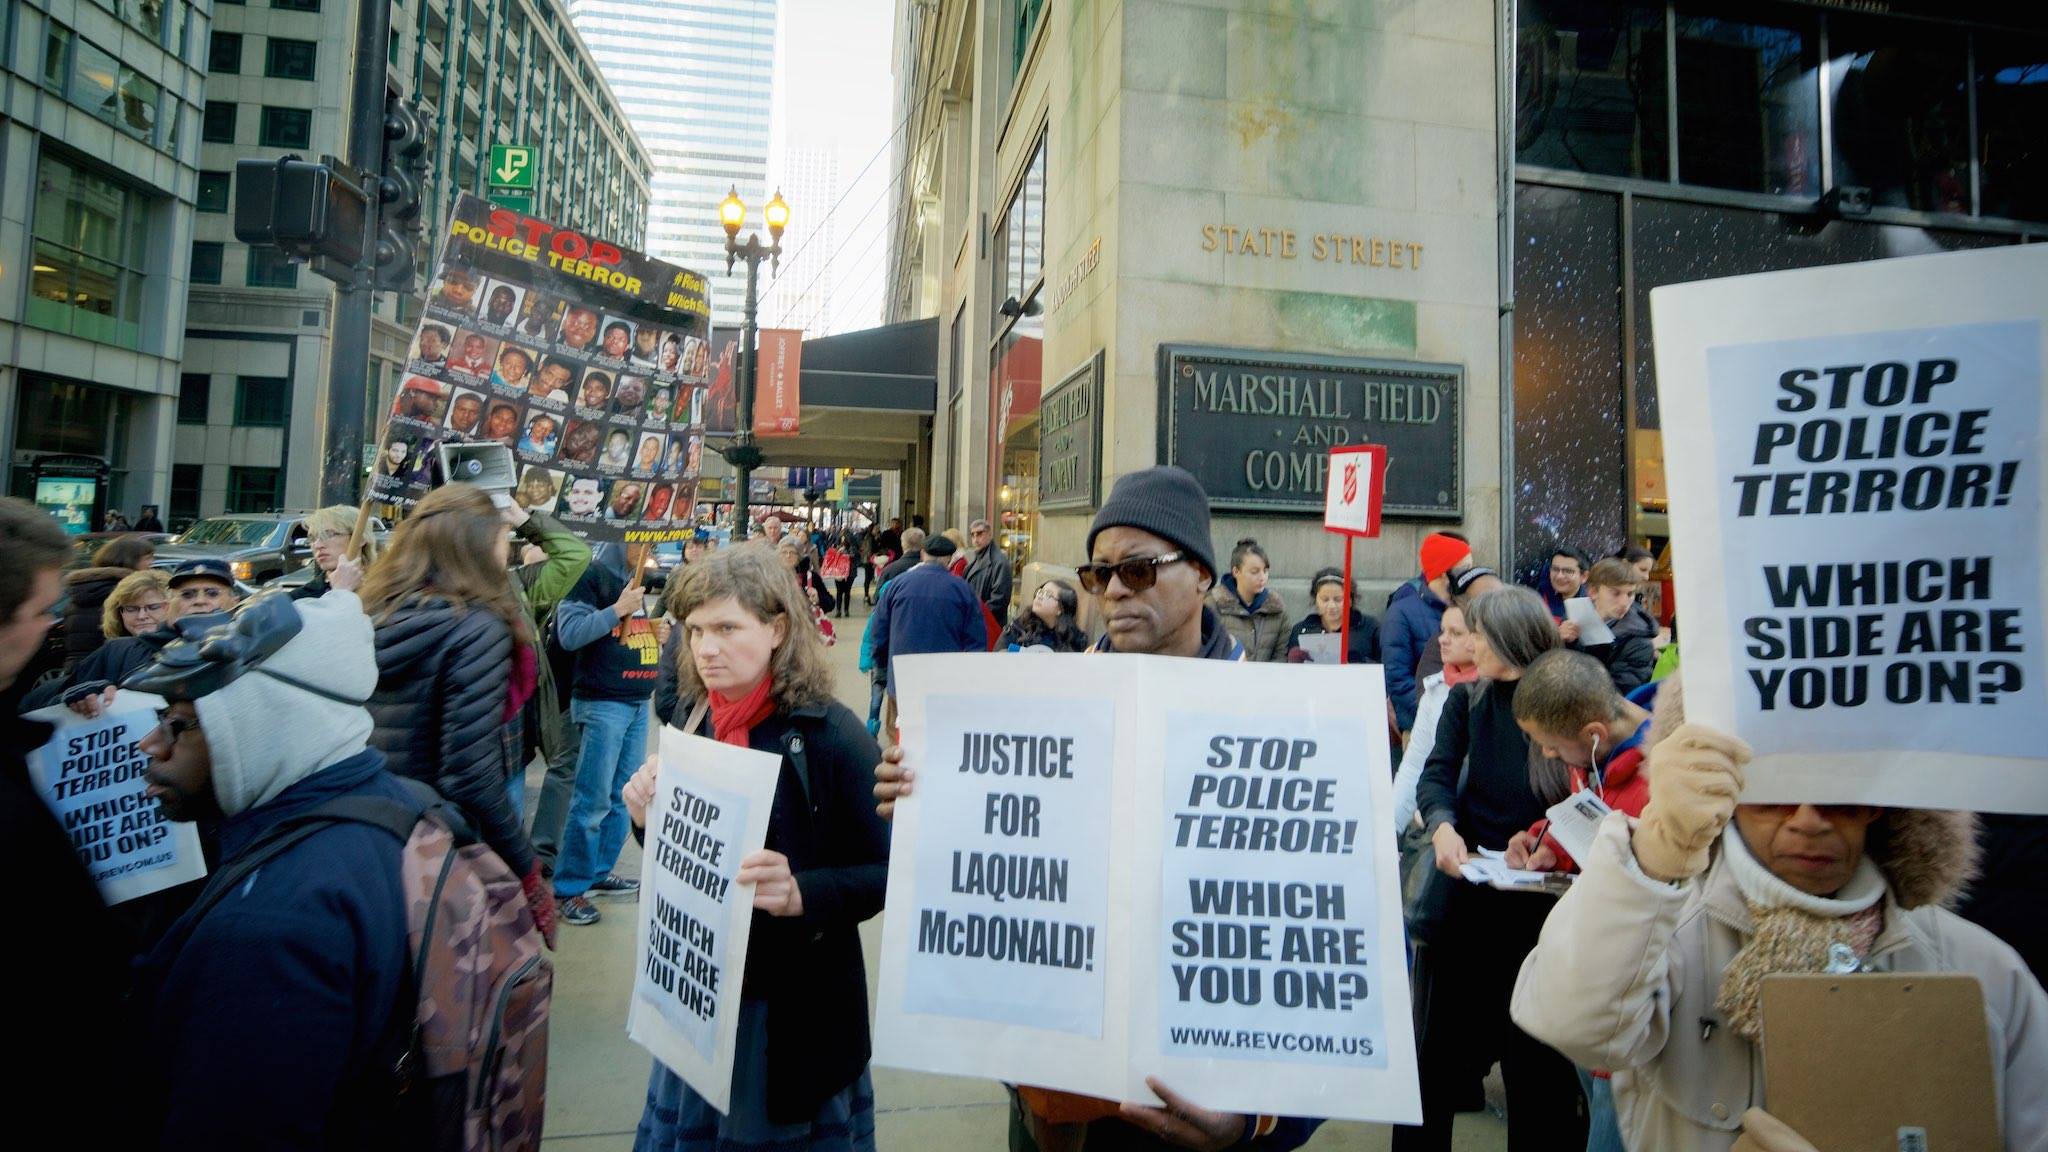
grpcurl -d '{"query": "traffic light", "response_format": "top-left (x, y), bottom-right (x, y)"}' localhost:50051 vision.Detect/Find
top-left (374, 92), bottom-right (430, 292)
top-left (233, 155), bottom-right (374, 267)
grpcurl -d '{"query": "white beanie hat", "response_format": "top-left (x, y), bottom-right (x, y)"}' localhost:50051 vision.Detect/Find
top-left (195, 591), bottom-right (378, 817)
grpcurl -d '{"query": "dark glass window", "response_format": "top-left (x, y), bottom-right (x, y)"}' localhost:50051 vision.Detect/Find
top-left (265, 38), bottom-right (317, 80)
top-left (258, 106), bottom-right (311, 148)
top-left (196, 170), bottom-right (230, 212)
top-left (178, 374), bottom-right (211, 423)
top-left (208, 30), bottom-right (241, 73)
top-left (233, 376), bottom-right (289, 426)
top-left (226, 467), bottom-right (282, 513)
top-left (1828, 18), bottom-right (1970, 214)
top-left (189, 240), bottom-right (223, 284)
top-left (1515, 0), bottom-right (1668, 179)
top-left (202, 101), bottom-right (236, 143)
top-left (246, 245), bottom-right (299, 288)
top-left (170, 463), bottom-right (204, 527)
top-left (1976, 37), bottom-right (2048, 223)
top-left (1673, 9), bottom-right (1820, 195)
top-left (272, 0), bottom-right (321, 10)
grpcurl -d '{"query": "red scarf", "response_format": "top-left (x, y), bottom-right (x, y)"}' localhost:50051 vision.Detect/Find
top-left (709, 676), bottom-right (778, 747)
top-left (1442, 662), bottom-right (1480, 687)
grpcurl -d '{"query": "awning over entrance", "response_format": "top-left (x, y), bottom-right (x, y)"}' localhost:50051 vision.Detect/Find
top-left (751, 317), bottom-right (937, 472)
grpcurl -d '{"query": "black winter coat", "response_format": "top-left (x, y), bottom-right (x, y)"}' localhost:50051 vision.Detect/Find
top-left (660, 698), bottom-right (889, 1123)
top-left (1575, 602), bottom-right (1658, 695)
top-left (366, 595), bottom-right (536, 875)
top-left (60, 566), bottom-right (131, 671)
top-left (1284, 609), bottom-right (1381, 665)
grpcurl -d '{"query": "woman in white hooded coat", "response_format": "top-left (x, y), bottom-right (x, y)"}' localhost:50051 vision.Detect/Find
top-left (1510, 678), bottom-right (2048, 1152)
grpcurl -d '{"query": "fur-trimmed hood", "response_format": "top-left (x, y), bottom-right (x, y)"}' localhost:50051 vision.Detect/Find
top-left (1647, 673), bottom-right (1978, 909)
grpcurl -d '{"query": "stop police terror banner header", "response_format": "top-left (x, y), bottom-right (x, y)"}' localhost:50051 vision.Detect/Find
top-left (873, 654), bottom-right (1420, 1125)
top-left (1651, 244), bottom-right (2048, 815)
top-left (372, 193), bottom-right (715, 544)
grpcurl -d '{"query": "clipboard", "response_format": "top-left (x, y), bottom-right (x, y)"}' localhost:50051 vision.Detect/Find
top-left (1761, 973), bottom-right (1999, 1151)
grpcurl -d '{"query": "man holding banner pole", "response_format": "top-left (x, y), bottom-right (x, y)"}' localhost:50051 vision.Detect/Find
top-left (874, 467), bottom-right (1328, 1152)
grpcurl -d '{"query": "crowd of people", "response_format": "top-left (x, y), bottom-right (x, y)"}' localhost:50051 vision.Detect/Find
top-left (5, 457), bottom-right (2045, 1151)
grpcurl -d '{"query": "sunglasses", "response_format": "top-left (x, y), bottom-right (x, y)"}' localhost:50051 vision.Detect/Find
top-left (1076, 551), bottom-right (1185, 595)
top-left (153, 707), bottom-right (202, 746)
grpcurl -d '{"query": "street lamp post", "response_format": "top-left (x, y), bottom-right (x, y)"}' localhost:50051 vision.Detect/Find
top-left (718, 185), bottom-right (789, 542)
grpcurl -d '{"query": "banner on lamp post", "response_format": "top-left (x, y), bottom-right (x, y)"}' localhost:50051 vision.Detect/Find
top-left (754, 328), bottom-right (802, 437)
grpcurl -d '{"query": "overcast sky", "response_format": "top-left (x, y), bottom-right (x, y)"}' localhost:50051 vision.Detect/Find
top-left (769, 0), bottom-right (896, 333)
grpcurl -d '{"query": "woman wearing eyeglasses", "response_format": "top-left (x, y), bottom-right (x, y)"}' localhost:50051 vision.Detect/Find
top-left (290, 505), bottom-right (382, 600)
top-left (59, 568), bottom-right (175, 718)
top-left (59, 532), bottom-right (158, 673)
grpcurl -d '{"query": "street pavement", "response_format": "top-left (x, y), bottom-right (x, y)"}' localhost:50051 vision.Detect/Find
top-left (533, 598), bottom-right (1508, 1150)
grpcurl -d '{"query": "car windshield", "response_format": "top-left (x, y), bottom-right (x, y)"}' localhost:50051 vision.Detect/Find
top-left (178, 519), bottom-right (278, 547)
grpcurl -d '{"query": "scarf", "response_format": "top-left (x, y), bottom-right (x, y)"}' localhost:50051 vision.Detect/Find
top-left (1715, 827), bottom-right (1887, 1042)
top-left (1442, 662), bottom-right (1480, 688)
top-left (709, 675), bottom-right (778, 747)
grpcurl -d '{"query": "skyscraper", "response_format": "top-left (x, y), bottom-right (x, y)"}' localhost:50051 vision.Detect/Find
top-left (569, 0), bottom-right (777, 324)
top-left (766, 146), bottom-right (839, 336)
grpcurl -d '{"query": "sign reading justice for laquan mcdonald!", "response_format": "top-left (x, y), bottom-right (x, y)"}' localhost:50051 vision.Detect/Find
top-left (873, 654), bottom-right (1419, 1124)
top-left (1652, 244), bottom-right (2048, 815)
top-left (373, 193), bottom-right (714, 544)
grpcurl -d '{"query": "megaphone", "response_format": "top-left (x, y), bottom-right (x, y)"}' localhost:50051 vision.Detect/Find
top-left (437, 441), bottom-right (517, 493)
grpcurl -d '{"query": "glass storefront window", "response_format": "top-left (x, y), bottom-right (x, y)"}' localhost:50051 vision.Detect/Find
top-left (1828, 18), bottom-right (1969, 214)
top-left (1673, 8), bottom-right (1819, 196)
top-left (29, 153), bottom-right (151, 350)
top-left (1976, 38), bottom-right (2048, 223)
top-left (1516, 0), bottom-right (1668, 179)
top-left (989, 315), bottom-right (1042, 576)
top-left (990, 135), bottom-right (1047, 333)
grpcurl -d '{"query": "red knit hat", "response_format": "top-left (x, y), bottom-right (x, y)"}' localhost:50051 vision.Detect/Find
top-left (1418, 533), bottom-right (1472, 583)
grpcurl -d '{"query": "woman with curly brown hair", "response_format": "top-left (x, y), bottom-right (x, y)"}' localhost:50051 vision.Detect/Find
top-left (358, 482), bottom-right (556, 941)
top-left (620, 544), bottom-right (888, 1151)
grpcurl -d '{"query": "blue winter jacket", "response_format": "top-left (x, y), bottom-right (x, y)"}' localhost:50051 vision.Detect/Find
top-left (142, 749), bottom-right (414, 1149)
top-left (1381, 579), bottom-right (1447, 732)
top-left (871, 561), bottom-right (989, 696)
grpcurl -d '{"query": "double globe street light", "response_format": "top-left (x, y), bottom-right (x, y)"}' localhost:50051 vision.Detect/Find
top-left (717, 185), bottom-right (790, 541)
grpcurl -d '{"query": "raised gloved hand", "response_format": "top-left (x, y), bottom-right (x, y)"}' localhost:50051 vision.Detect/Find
top-left (521, 862), bottom-right (559, 949)
top-left (1633, 722), bottom-right (1751, 882)
top-left (1731, 1107), bottom-right (1820, 1152)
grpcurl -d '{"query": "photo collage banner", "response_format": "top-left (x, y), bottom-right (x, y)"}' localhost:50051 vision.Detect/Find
top-left (371, 193), bottom-right (716, 543)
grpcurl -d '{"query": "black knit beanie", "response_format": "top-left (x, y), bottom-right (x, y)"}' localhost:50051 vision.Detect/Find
top-left (1086, 466), bottom-right (1217, 578)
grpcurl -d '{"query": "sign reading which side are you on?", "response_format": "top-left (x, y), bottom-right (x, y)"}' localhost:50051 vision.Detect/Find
top-left (873, 654), bottom-right (1419, 1125)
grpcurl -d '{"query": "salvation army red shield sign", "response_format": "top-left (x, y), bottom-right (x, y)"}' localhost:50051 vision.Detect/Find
top-left (1323, 444), bottom-right (1387, 538)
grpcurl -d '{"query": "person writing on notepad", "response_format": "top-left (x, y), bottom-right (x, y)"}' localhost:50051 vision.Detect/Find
top-left (1510, 675), bottom-right (2048, 1152)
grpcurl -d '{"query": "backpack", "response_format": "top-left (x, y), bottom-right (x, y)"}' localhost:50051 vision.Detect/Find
top-left (168, 777), bottom-right (552, 1151)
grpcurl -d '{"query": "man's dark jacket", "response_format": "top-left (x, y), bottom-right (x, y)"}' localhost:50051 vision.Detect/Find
top-left (139, 750), bottom-right (413, 1149)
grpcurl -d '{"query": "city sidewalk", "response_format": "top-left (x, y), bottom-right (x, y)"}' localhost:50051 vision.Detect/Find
top-left (534, 598), bottom-right (1507, 1150)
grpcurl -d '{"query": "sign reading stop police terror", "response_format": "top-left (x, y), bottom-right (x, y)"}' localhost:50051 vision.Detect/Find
top-left (25, 697), bottom-right (208, 904)
top-left (1653, 245), bottom-right (2048, 815)
top-left (875, 654), bottom-right (1419, 1124)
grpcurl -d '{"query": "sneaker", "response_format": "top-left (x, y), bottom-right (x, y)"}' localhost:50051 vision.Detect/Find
top-left (589, 874), bottom-right (641, 899)
top-left (560, 896), bottom-right (601, 926)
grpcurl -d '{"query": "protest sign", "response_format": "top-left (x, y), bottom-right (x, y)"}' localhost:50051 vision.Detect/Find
top-left (875, 654), bottom-right (1419, 1124)
top-left (1652, 244), bottom-right (2048, 814)
top-left (25, 694), bottom-right (207, 904)
top-left (373, 193), bottom-right (714, 544)
top-left (626, 726), bottom-right (776, 1114)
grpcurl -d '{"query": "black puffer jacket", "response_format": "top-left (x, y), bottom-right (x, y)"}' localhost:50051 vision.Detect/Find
top-left (366, 594), bottom-right (535, 875)
top-left (60, 567), bottom-right (132, 671)
top-left (1575, 602), bottom-right (1659, 695)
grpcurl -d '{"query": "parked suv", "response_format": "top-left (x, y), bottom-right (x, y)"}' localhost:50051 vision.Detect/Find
top-left (152, 512), bottom-right (388, 585)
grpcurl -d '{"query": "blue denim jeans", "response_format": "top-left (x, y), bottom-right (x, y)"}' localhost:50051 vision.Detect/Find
top-left (1577, 1065), bottom-right (1625, 1152)
top-left (552, 697), bottom-right (648, 899)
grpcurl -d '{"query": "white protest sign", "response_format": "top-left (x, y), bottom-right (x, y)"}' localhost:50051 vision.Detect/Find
top-left (1652, 244), bottom-right (2048, 813)
top-left (627, 726), bottom-right (776, 1113)
top-left (26, 693), bottom-right (207, 904)
top-left (875, 654), bottom-right (1419, 1124)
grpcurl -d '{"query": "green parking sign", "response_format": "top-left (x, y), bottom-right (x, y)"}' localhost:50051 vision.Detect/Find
top-left (489, 190), bottom-right (534, 215)
top-left (489, 144), bottom-right (536, 190)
